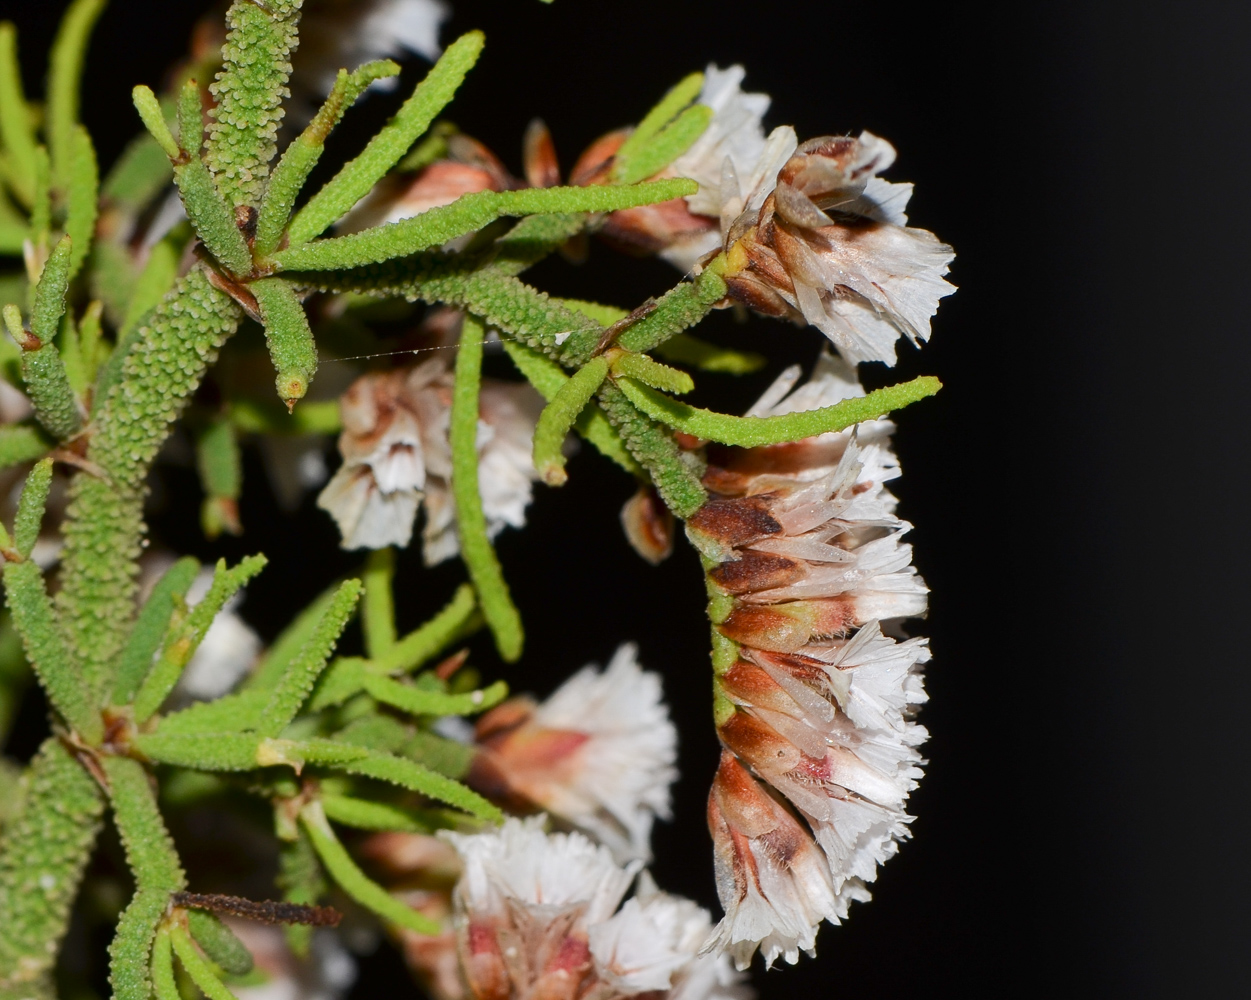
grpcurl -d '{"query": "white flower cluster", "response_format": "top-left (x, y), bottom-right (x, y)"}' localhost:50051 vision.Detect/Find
top-left (442, 817), bottom-right (750, 1000)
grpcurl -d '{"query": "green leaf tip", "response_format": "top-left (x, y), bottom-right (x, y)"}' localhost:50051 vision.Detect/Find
top-left (132, 85), bottom-right (179, 160)
top-left (532, 356), bottom-right (610, 486)
top-left (618, 374), bottom-right (943, 448)
top-left (47, 0), bottom-right (107, 189)
top-left (14, 457), bottom-right (53, 557)
top-left (251, 277), bottom-right (318, 406)
top-left (610, 351), bottom-right (695, 395)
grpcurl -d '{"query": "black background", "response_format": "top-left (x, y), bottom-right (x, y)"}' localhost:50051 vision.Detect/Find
top-left (2, 0), bottom-right (1249, 996)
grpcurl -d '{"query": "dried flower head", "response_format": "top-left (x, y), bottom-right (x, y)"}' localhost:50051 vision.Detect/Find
top-left (470, 644), bottom-right (678, 861)
top-left (317, 353), bottom-right (543, 563)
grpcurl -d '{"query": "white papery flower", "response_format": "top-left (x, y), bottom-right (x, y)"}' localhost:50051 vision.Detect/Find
top-left (443, 819), bottom-right (752, 1000)
top-left (471, 644), bottom-right (678, 862)
top-left (317, 358), bottom-right (542, 562)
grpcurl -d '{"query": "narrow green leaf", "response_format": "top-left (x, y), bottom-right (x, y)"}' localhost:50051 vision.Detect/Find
top-left (65, 125), bottom-right (98, 279)
top-left (130, 85), bottom-right (179, 161)
top-left (133, 555), bottom-right (267, 722)
top-left (595, 379), bottom-right (707, 518)
top-left (501, 339), bottom-right (641, 476)
top-left (308, 657), bottom-right (368, 711)
top-left (229, 397), bottom-right (340, 435)
top-left (337, 750), bottom-right (500, 821)
top-left (20, 340), bottom-right (82, 440)
top-left (361, 548), bottom-right (396, 659)
top-left (154, 689), bottom-right (269, 735)
top-left (300, 802), bottom-right (442, 935)
top-left (563, 267), bottom-right (727, 363)
top-left (254, 59), bottom-right (401, 258)
top-left (134, 731), bottom-right (264, 772)
top-left (610, 352), bottom-right (694, 395)
top-left (2, 559), bottom-right (101, 742)
top-left (452, 315), bottom-right (522, 662)
top-left (363, 674), bottom-right (507, 718)
top-left (275, 179), bottom-right (698, 272)
top-left (170, 923), bottom-right (240, 1000)
top-left (150, 928), bottom-right (180, 1000)
top-left (256, 578), bottom-right (362, 736)
top-left (370, 581), bottom-right (479, 677)
top-left (0, 188), bottom-right (26, 254)
top-left (77, 298), bottom-right (103, 383)
top-left (204, 0), bottom-right (304, 208)
top-left (103, 755), bottom-right (186, 892)
top-left (0, 23), bottom-right (37, 206)
top-left (613, 71), bottom-right (704, 173)
top-left (653, 333), bottom-right (765, 374)
top-left (320, 795), bottom-right (427, 833)
top-left (618, 373), bottom-right (944, 447)
top-left (531, 356), bottom-right (609, 486)
top-left (250, 277), bottom-right (318, 406)
top-left (29, 146), bottom-right (51, 251)
top-left (185, 911), bottom-right (253, 977)
top-left (173, 174), bottom-right (253, 278)
top-left (0, 738), bottom-right (105, 986)
top-left (46, 0), bottom-right (107, 189)
top-left (13, 456), bottom-right (52, 556)
top-left (555, 297), bottom-right (628, 325)
top-left (58, 309), bottom-right (88, 399)
top-left (110, 888), bottom-right (171, 1000)
top-left (0, 424), bottom-right (50, 470)
top-left (31, 235), bottom-right (73, 343)
top-left (112, 556), bottom-right (199, 705)
top-left (287, 31), bottom-right (485, 247)
top-left (614, 103), bottom-right (713, 185)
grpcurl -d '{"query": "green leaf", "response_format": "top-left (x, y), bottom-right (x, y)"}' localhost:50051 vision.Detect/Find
top-left (501, 339), bottom-right (641, 476)
top-left (452, 315), bottom-right (522, 661)
top-left (361, 548), bottom-right (396, 660)
top-left (170, 923), bottom-right (240, 1000)
top-left (0, 23), bottom-right (37, 206)
top-left (275, 179), bottom-right (698, 272)
top-left (563, 267), bottom-right (727, 363)
top-left (653, 333), bottom-right (765, 374)
top-left (276, 832), bottom-right (323, 958)
top-left (111, 556), bottom-right (199, 705)
top-left (335, 749), bottom-right (501, 822)
top-left (363, 674), bottom-right (508, 718)
top-left (185, 911), bottom-right (253, 977)
top-left (320, 795), bottom-right (427, 833)
top-left (2, 559), bottom-right (101, 742)
top-left (0, 425), bottom-right (48, 471)
top-left (613, 71), bottom-right (703, 175)
top-left (609, 352), bottom-right (694, 395)
top-left (154, 689), bottom-right (269, 735)
top-left (30, 234), bottom-right (73, 343)
top-left (287, 31), bottom-right (485, 247)
top-left (617, 373), bottom-right (943, 447)
top-left (46, 0), bottom-right (107, 190)
top-left (103, 755), bottom-right (186, 892)
top-left (150, 928), bottom-right (180, 1000)
top-left (169, 83), bottom-right (253, 276)
top-left (101, 129), bottom-right (173, 214)
top-left (376, 582), bottom-right (481, 675)
top-left (29, 145), bottom-right (50, 250)
top-left (109, 888), bottom-right (172, 1000)
top-left (595, 379), bottom-right (707, 518)
top-left (254, 60), bottom-right (401, 258)
top-left (19, 339), bottom-right (82, 441)
top-left (205, 0), bottom-right (304, 208)
top-left (13, 456), bottom-right (52, 556)
top-left (256, 578), bottom-right (362, 736)
top-left (250, 277), bottom-right (318, 406)
top-left (614, 103), bottom-right (712, 185)
top-left (531, 355), bottom-right (609, 486)
top-left (0, 738), bottom-right (105, 987)
top-left (299, 802), bottom-right (441, 934)
top-left (134, 731), bottom-right (265, 772)
top-left (133, 554), bottom-right (268, 722)
top-left (65, 125), bottom-right (98, 279)
top-left (129, 85), bottom-right (178, 161)
top-left (229, 397), bottom-right (341, 435)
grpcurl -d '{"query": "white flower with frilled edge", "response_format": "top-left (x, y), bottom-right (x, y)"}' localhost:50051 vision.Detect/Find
top-left (471, 644), bottom-right (678, 861)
